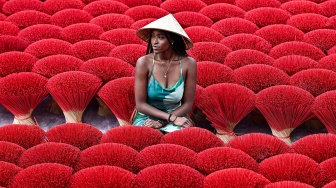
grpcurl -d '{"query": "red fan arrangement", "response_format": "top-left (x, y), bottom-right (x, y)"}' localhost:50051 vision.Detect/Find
top-left (0, 124), bottom-right (46, 149)
top-left (211, 17), bottom-right (259, 36)
top-left (124, 5), bottom-right (169, 21)
top-left (18, 24), bottom-right (62, 43)
top-left (280, 0), bottom-right (322, 15)
top-left (196, 147), bottom-right (259, 175)
top-left (46, 71), bottom-right (102, 123)
top-left (0, 72), bottom-right (48, 125)
top-left (24, 39), bottom-right (73, 59)
top-left (269, 41), bottom-right (326, 61)
top-left (0, 21), bottom-right (20, 36)
top-left (258, 153), bottom-right (328, 188)
top-left (184, 26), bottom-right (224, 43)
top-left (61, 23), bottom-right (104, 44)
top-left (42, 0), bottom-right (85, 15)
top-left (83, 0), bottom-right (129, 17)
top-left (256, 85), bottom-right (315, 144)
top-left (108, 44), bottom-right (146, 67)
top-left (99, 28), bottom-right (144, 46)
top-left (0, 161), bottom-right (22, 188)
top-left (198, 83), bottom-right (256, 143)
top-left (318, 54), bottom-right (336, 72)
top-left (255, 24), bottom-right (304, 46)
top-left (196, 61), bottom-right (234, 88)
top-left (0, 52), bottom-right (37, 77)
top-left (228, 133), bottom-right (294, 162)
top-left (46, 123), bottom-right (103, 150)
top-left (68, 166), bottom-right (136, 188)
top-left (198, 3), bottom-right (245, 23)
top-left (286, 13), bottom-right (329, 33)
top-left (234, 64), bottom-right (290, 93)
top-left (173, 11), bottom-right (213, 28)
top-left (5, 10), bottom-right (51, 29)
top-left (100, 125), bottom-right (163, 151)
top-left (18, 142), bottom-right (81, 169)
top-left (10, 163), bottom-right (73, 188)
top-left (97, 77), bottom-right (135, 125)
top-left (2, 0), bottom-right (43, 15)
top-left (75, 143), bottom-right (139, 173)
top-left (0, 35), bottom-right (29, 53)
top-left (220, 33), bottom-right (272, 54)
top-left (160, 127), bottom-right (224, 152)
top-left (292, 134), bottom-right (336, 163)
top-left (80, 57), bottom-right (134, 116)
top-left (0, 141), bottom-right (25, 165)
top-left (50, 9), bottom-right (93, 28)
top-left (204, 168), bottom-right (270, 188)
top-left (244, 7), bottom-right (291, 27)
top-left (32, 55), bottom-right (83, 114)
top-left (320, 157), bottom-right (336, 184)
top-left (272, 55), bottom-right (317, 76)
top-left (290, 68), bottom-right (336, 97)
top-left (224, 49), bottom-right (274, 69)
top-left (136, 164), bottom-right (204, 188)
top-left (264, 181), bottom-right (315, 188)
top-left (160, 0), bottom-right (206, 13)
top-left (313, 91), bottom-right (336, 134)
top-left (136, 144), bottom-right (197, 170)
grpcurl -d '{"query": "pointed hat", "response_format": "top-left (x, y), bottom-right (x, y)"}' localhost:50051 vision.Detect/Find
top-left (136, 14), bottom-right (193, 50)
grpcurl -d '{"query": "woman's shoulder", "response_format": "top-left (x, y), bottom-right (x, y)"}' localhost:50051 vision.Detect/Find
top-left (180, 55), bottom-right (196, 67)
top-left (136, 53), bottom-right (154, 68)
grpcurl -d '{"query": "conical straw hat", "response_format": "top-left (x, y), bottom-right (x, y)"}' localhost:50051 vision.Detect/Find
top-left (136, 14), bottom-right (193, 50)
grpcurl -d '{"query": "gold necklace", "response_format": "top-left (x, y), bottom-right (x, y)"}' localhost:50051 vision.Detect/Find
top-left (159, 53), bottom-right (174, 78)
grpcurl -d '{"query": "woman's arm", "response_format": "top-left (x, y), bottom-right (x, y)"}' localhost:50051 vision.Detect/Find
top-left (171, 57), bottom-right (197, 117)
top-left (134, 56), bottom-right (171, 121)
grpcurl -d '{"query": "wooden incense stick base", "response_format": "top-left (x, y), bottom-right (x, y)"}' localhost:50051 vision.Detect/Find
top-left (96, 97), bottom-right (112, 117)
top-left (271, 128), bottom-right (294, 145)
top-left (63, 110), bottom-right (84, 123)
top-left (13, 112), bottom-right (36, 125)
top-left (117, 118), bottom-right (130, 126)
top-left (216, 128), bottom-right (236, 143)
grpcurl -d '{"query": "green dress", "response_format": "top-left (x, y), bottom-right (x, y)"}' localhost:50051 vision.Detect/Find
top-left (132, 54), bottom-right (186, 132)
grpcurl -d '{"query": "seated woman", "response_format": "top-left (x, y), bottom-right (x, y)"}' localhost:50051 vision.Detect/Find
top-left (132, 14), bottom-right (197, 132)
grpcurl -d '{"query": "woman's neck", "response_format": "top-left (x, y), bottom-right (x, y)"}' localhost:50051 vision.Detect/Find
top-left (157, 49), bottom-right (175, 61)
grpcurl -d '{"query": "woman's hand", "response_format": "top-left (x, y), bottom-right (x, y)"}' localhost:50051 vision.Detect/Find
top-left (143, 119), bottom-right (164, 129)
top-left (173, 117), bottom-right (193, 128)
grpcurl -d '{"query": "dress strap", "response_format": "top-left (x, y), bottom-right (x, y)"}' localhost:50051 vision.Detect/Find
top-left (178, 54), bottom-right (182, 75)
top-left (151, 53), bottom-right (155, 75)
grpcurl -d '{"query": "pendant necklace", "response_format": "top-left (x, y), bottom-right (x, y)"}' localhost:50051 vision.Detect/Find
top-left (159, 53), bottom-right (174, 78)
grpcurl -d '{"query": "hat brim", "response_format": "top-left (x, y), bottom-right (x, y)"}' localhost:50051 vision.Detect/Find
top-left (136, 28), bottom-right (193, 50)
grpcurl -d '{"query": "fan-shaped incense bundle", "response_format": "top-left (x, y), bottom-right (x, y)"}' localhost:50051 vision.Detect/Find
top-left (313, 90), bottom-right (336, 134)
top-left (0, 72), bottom-right (48, 125)
top-left (32, 55), bottom-right (83, 114)
top-left (97, 77), bottom-right (135, 125)
top-left (100, 125), bottom-right (163, 151)
top-left (228, 133), bottom-right (293, 163)
top-left (256, 85), bottom-right (315, 144)
top-left (80, 57), bottom-right (134, 116)
top-left (198, 83), bottom-right (256, 143)
top-left (46, 71), bottom-right (102, 123)
top-left (68, 166), bottom-right (135, 188)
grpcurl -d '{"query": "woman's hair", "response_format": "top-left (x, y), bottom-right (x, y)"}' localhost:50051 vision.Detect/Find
top-left (146, 30), bottom-right (188, 56)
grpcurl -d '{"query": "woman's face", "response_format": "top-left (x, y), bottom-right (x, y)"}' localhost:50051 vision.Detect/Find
top-left (150, 29), bottom-right (172, 54)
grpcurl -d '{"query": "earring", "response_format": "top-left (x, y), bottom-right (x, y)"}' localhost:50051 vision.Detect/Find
top-left (171, 42), bottom-right (174, 45)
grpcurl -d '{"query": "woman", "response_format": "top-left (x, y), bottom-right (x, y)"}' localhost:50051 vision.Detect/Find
top-left (132, 14), bottom-right (197, 132)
